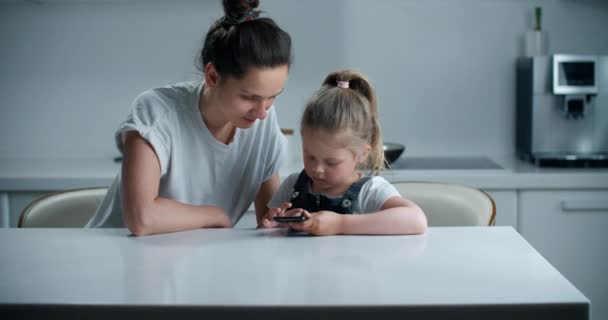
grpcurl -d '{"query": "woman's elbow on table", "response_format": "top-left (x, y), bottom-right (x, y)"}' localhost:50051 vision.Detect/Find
top-left (123, 204), bottom-right (155, 237)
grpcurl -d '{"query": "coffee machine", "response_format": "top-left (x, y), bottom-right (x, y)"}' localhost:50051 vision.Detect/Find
top-left (516, 54), bottom-right (608, 167)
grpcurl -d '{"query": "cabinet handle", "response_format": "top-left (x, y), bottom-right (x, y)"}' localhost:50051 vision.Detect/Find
top-left (560, 200), bottom-right (608, 212)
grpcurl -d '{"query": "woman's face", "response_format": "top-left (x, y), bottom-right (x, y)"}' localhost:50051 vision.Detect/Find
top-left (301, 129), bottom-right (369, 195)
top-left (214, 65), bottom-right (289, 129)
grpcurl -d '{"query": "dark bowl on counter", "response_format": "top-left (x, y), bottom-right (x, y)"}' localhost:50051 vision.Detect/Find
top-left (384, 142), bottom-right (406, 164)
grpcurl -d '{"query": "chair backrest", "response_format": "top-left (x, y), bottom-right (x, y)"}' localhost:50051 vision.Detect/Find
top-left (18, 187), bottom-right (108, 228)
top-left (393, 182), bottom-right (496, 226)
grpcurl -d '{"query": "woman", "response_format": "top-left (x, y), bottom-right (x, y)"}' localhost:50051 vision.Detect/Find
top-left (86, 0), bottom-right (292, 236)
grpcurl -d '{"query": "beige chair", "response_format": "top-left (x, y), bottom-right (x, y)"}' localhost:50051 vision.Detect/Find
top-left (393, 182), bottom-right (496, 226)
top-left (18, 187), bottom-right (108, 228)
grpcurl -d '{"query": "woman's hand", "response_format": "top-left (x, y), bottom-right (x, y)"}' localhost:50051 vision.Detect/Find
top-left (211, 210), bottom-right (233, 228)
top-left (287, 210), bottom-right (344, 236)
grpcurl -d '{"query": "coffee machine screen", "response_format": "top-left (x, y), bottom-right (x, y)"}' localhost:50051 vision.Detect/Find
top-left (559, 62), bottom-right (594, 86)
top-left (553, 54), bottom-right (598, 95)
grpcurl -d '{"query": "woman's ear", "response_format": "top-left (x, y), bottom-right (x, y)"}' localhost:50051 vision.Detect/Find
top-left (204, 63), bottom-right (220, 88)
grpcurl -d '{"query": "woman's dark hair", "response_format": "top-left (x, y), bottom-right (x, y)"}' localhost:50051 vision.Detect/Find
top-left (198, 0), bottom-right (292, 79)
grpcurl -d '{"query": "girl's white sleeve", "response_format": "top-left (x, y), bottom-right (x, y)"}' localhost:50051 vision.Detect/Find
top-left (358, 176), bottom-right (401, 213)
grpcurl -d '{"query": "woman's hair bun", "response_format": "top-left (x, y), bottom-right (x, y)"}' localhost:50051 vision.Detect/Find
top-left (223, 0), bottom-right (260, 18)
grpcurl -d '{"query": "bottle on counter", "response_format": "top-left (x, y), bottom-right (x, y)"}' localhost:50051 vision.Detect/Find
top-left (525, 6), bottom-right (548, 56)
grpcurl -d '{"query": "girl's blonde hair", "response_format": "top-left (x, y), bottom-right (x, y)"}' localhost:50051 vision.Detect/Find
top-left (301, 70), bottom-right (385, 174)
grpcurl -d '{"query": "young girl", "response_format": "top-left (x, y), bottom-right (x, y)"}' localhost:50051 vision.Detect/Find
top-left (263, 70), bottom-right (427, 236)
top-left (86, 0), bottom-right (292, 236)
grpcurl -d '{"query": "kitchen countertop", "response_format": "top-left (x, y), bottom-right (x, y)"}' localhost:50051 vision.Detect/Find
top-left (0, 155), bottom-right (607, 191)
top-left (384, 155), bottom-right (608, 189)
top-left (0, 158), bottom-right (121, 191)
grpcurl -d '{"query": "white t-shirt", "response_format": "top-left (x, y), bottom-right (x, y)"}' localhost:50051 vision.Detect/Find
top-left (268, 172), bottom-right (400, 214)
top-left (86, 81), bottom-right (285, 227)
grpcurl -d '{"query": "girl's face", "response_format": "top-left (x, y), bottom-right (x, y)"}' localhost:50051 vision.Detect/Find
top-left (210, 65), bottom-right (289, 129)
top-left (301, 129), bottom-right (370, 195)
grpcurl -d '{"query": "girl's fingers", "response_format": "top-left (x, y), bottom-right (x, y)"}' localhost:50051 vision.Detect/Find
top-left (284, 208), bottom-right (304, 217)
top-left (301, 210), bottom-right (312, 218)
top-left (281, 202), bottom-right (292, 211)
top-left (288, 216), bottom-right (312, 232)
top-left (271, 203), bottom-right (293, 218)
top-left (263, 218), bottom-right (286, 229)
top-left (288, 221), bottom-right (304, 230)
top-left (270, 208), bottom-right (285, 218)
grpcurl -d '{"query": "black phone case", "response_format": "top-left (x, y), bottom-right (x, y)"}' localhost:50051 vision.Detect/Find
top-left (273, 215), bottom-right (308, 222)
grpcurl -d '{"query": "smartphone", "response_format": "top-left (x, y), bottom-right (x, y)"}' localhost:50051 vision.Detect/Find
top-left (273, 215), bottom-right (308, 223)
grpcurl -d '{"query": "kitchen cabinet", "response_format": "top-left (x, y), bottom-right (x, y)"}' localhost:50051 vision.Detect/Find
top-left (0, 193), bottom-right (8, 227)
top-left (0, 158), bottom-right (119, 227)
top-left (519, 189), bottom-right (608, 320)
top-left (483, 190), bottom-right (518, 228)
top-left (1, 191), bottom-right (53, 227)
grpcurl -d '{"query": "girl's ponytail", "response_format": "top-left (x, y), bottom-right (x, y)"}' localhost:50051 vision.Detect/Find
top-left (303, 70), bottom-right (386, 174)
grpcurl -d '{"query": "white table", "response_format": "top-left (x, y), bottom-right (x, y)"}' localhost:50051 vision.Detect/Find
top-left (0, 227), bottom-right (589, 319)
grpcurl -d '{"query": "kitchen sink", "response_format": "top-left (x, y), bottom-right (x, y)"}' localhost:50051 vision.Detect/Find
top-left (389, 156), bottom-right (503, 170)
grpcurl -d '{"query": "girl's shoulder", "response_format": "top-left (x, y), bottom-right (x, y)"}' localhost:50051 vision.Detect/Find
top-left (356, 175), bottom-right (400, 214)
top-left (359, 175), bottom-right (396, 193)
top-left (360, 174), bottom-right (390, 185)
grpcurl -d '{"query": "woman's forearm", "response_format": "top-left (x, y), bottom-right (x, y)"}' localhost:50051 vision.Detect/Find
top-left (123, 197), bottom-right (231, 237)
top-left (254, 173), bottom-right (281, 227)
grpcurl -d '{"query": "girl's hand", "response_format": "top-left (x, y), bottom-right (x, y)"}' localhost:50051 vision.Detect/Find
top-left (260, 202), bottom-right (293, 228)
top-left (288, 210), bottom-right (344, 236)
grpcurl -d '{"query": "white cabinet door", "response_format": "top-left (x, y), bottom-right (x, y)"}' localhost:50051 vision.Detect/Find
top-left (484, 190), bottom-right (517, 229)
top-left (519, 190), bottom-right (608, 320)
top-left (0, 193), bottom-right (9, 228)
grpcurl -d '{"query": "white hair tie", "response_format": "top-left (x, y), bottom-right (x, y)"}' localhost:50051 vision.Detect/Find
top-left (337, 81), bottom-right (349, 89)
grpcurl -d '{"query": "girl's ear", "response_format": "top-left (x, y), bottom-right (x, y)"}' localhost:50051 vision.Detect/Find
top-left (204, 63), bottom-right (220, 88)
top-left (358, 144), bottom-right (372, 164)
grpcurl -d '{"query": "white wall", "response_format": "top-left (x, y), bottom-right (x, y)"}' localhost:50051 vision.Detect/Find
top-left (1, 0), bottom-right (607, 159)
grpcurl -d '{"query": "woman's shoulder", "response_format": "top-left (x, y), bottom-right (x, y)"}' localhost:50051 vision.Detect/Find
top-left (134, 81), bottom-right (199, 105)
top-left (130, 81), bottom-right (200, 117)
